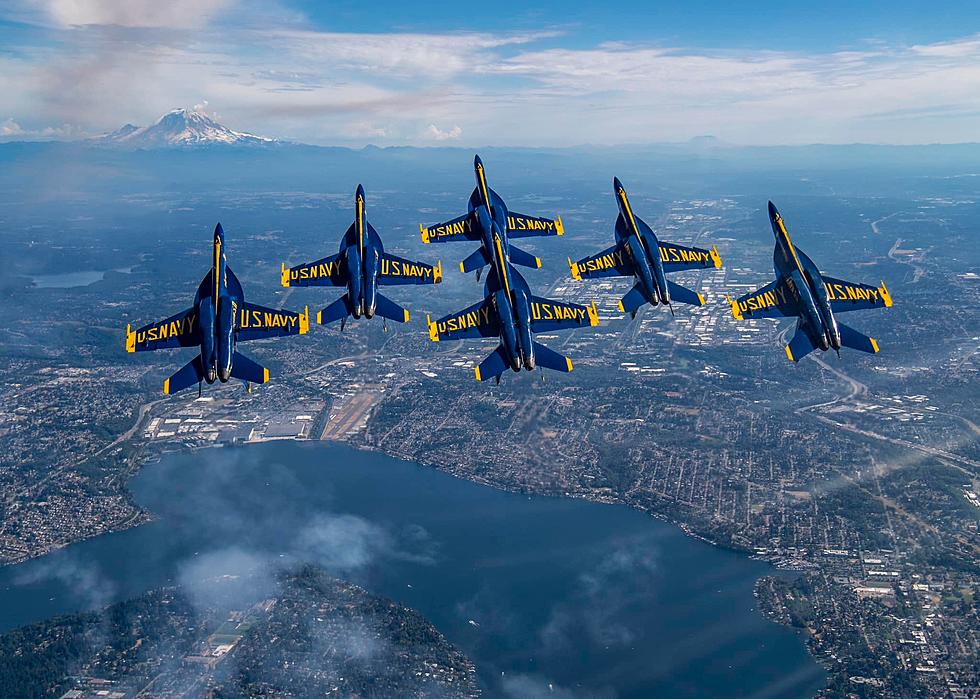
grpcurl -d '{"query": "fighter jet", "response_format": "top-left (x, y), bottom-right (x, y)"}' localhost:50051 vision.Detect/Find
top-left (126, 223), bottom-right (309, 394)
top-left (282, 185), bottom-right (442, 330)
top-left (420, 154), bottom-right (564, 279)
top-left (729, 201), bottom-right (893, 362)
top-left (426, 261), bottom-right (598, 383)
top-left (569, 178), bottom-right (722, 318)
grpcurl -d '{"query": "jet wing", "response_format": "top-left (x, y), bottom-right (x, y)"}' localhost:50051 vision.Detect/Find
top-left (659, 242), bottom-right (723, 271)
top-left (282, 253), bottom-right (347, 287)
top-left (420, 212), bottom-right (480, 244)
top-left (729, 278), bottom-right (796, 320)
top-left (126, 307), bottom-right (199, 353)
top-left (823, 276), bottom-right (893, 312)
top-left (506, 211), bottom-right (564, 238)
top-left (236, 302), bottom-right (309, 341)
top-left (569, 242), bottom-right (631, 280)
top-left (427, 297), bottom-right (499, 342)
top-left (529, 297), bottom-right (599, 333)
top-left (197, 267), bottom-right (244, 302)
top-left (378, 252), bottom-right (442, 285)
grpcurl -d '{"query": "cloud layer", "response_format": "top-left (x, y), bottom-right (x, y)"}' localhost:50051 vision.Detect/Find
top-left (2, 2), bottom-right (980, 145)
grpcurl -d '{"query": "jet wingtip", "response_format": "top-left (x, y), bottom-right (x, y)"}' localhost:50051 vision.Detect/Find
top-left (434, 260), bottom-right (443, 284)
top-left (125, 324), bottom-right (136, 353)
top-left (403, 308), bottom-right (411, 323)
top-left (784, 345), bottom-right (796, 362)
top-left (474, 366), bottom-right (482, 381)
top-left (879, 280), bottom-right (893, 307)
top-left (727, 295), bottom-right (743, 321)
top-left (162, 378), bottom-right (171, 395)
top-left (565, 357), bottom-right (574, 372)
top-left (568, 258), bottom-right (582, 281)
top-left (555, 216), bottom-right (565, 236)
top-left (420, 224), bottom-right (430, 244)
top-left (870, 338), bottom-right (880, 353)
top-left (300, 306), bottom-right (310, 334)
top-left (711, 245), bottom-right (723, 268)
top-left (280, 262), bottom-right (290, 288)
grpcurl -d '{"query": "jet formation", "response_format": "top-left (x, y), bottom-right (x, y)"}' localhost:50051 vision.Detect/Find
top-left (126, 156), bottom-right (894, 393)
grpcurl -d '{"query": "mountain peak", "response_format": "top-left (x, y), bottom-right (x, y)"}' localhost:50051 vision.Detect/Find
top-left (93, 108), bottom-right (276, 148)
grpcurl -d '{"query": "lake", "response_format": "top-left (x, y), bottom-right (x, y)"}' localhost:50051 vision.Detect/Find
top-left (0, 442), bottom-right (825, 697)
top-left (31, 267), bottom-right (132, 288)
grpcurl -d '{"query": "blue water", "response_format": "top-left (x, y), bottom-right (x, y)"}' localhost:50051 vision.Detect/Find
top-left (31, 267), bottom-right (131, 288)
top-left (0, 442), bottom-right (825, 697)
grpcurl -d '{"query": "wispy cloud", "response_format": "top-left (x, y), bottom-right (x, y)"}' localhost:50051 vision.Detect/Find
top-left (2, 1), bottom-right (980, 146)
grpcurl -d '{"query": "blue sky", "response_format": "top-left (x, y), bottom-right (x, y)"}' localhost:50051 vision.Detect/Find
top-left (1, 0), bottom-right (979, 146)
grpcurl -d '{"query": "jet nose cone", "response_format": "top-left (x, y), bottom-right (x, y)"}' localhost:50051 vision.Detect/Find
top-left (355, 184), bottom-right (365, 199)
top-left (474, 154), bottom-right (483, 169)
top-left (214, 222), bottom-right (224, 240)
top-left (613, 177), bottom-right (623, 192)
top-left (767, 201), bottom-right (779, 219)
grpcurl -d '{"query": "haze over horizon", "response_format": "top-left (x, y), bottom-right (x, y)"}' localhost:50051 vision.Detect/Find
top-left (2, 1), bottom-right (980, 148)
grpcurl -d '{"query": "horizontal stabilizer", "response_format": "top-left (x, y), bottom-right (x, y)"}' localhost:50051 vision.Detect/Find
top-left (163, 354), bottom-right (205, 395)
top-left (508, 245), bottom-right (542, 270)
top-left (838, 322), bottom-right (880, 355)
top-left (618, 283), bottom-right (649, 315)
top-left (230, 351), bottom-right (270, 385)
top-left (460, 247), bottom-right (491, 274)
top-left (474, 345), bottom-right (510, 382)
top-left (374, 292), bottom-right (410, 323)
top-left (665, 280), bottom-right (705, 307)
top-left (317, 294), bottom-right (353, 325)
top-left (532, 341), bottom-right (573, 373)
top-left (786, 324), bottom-right (817, 363)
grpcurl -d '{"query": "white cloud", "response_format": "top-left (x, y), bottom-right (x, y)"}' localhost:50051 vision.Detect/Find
top-left (0, 118), bottom-right (24, 136)
top-left (2, 10), bottom-right (980, 146)
top-left (423, 123), bottom-right (462, 141)
top-left (41, 0), bottom-right (235, 29)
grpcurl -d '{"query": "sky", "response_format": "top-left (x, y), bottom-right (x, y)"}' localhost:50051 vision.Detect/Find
top-left (1, 0), bottom-right (980, 146)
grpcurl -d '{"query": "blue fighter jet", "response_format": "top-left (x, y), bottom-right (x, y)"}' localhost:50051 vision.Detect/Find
top-left (570, 178), bottom-right (722, 317)
top-left (126, 223), bottom-right (309, 394)
top-left (282, 185), bottom-right (442, 330)
top-left (427, 261), bottom-right (598, 383)
top-left (729, 201), bottom-right (893, 362)
top-left (420, 154), bottom-right (564, 279)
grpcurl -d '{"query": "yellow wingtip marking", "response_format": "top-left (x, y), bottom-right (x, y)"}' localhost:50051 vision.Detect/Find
top-left (474, 366), bottom-right (482, 381)
top-left (316, 310), bottom-right (323, 325)
top-left (434, 261), bottom-right (443, 283)
top-left (459, 261), bottom-right (465, 273)
top-left (870, 338), bottom-right (880, 353)
top-left (555, 216), bottom-right (564, 235)
top-left (125, 324), bottom-right (135, 353)
top-left (535, 256), bottom-right (542, 269)
top-left (565, 357), bottom-right (574, 372)
top-left (588, 301), bottom-right (599, 326)
top-left (879, 280), bottom-right (893, 307)
top-left (727, 295), bottom-right (743, 321)
top-left (403, 308), bottom-right (410, 323)
top-left (697, 292), bottom-right (705, 306)
top-left (785, 345), bottom-right (795, 362)
top-left (568, 258), bottom-right (582, 281)
top-left (280, 262), bottom-right (290, 287)
top-left (420, 224), bottom-right (430, 244)
top-left (711, 245), bottom-right (723, 268)
top-left (617, 300), bottom-right (625, 312)
top-left (428, 317), bottom-right (439, 342)
top-left (299, 306), bottom-right (310, 334)
top-left (163, 378), bottom-right (170, 395)
top-left (263, 367), bottom-right (270, 383)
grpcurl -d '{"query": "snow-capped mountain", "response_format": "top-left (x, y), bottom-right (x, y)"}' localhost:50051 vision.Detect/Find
top-left (94, 109), bottom-right (276, 148)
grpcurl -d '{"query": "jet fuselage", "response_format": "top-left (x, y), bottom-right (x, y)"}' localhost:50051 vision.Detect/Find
top-left (194, 225), bottom-right (237, 383)
top-left (490, 265), bottom-right (536, 372)
top-left (614, 178), bottom-right (670, 306)
top-left (768, 201), bottom-right (839, 351)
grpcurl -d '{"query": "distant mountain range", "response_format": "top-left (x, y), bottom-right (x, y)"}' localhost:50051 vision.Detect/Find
top-left (92, 108), bottom-right (277, 148)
